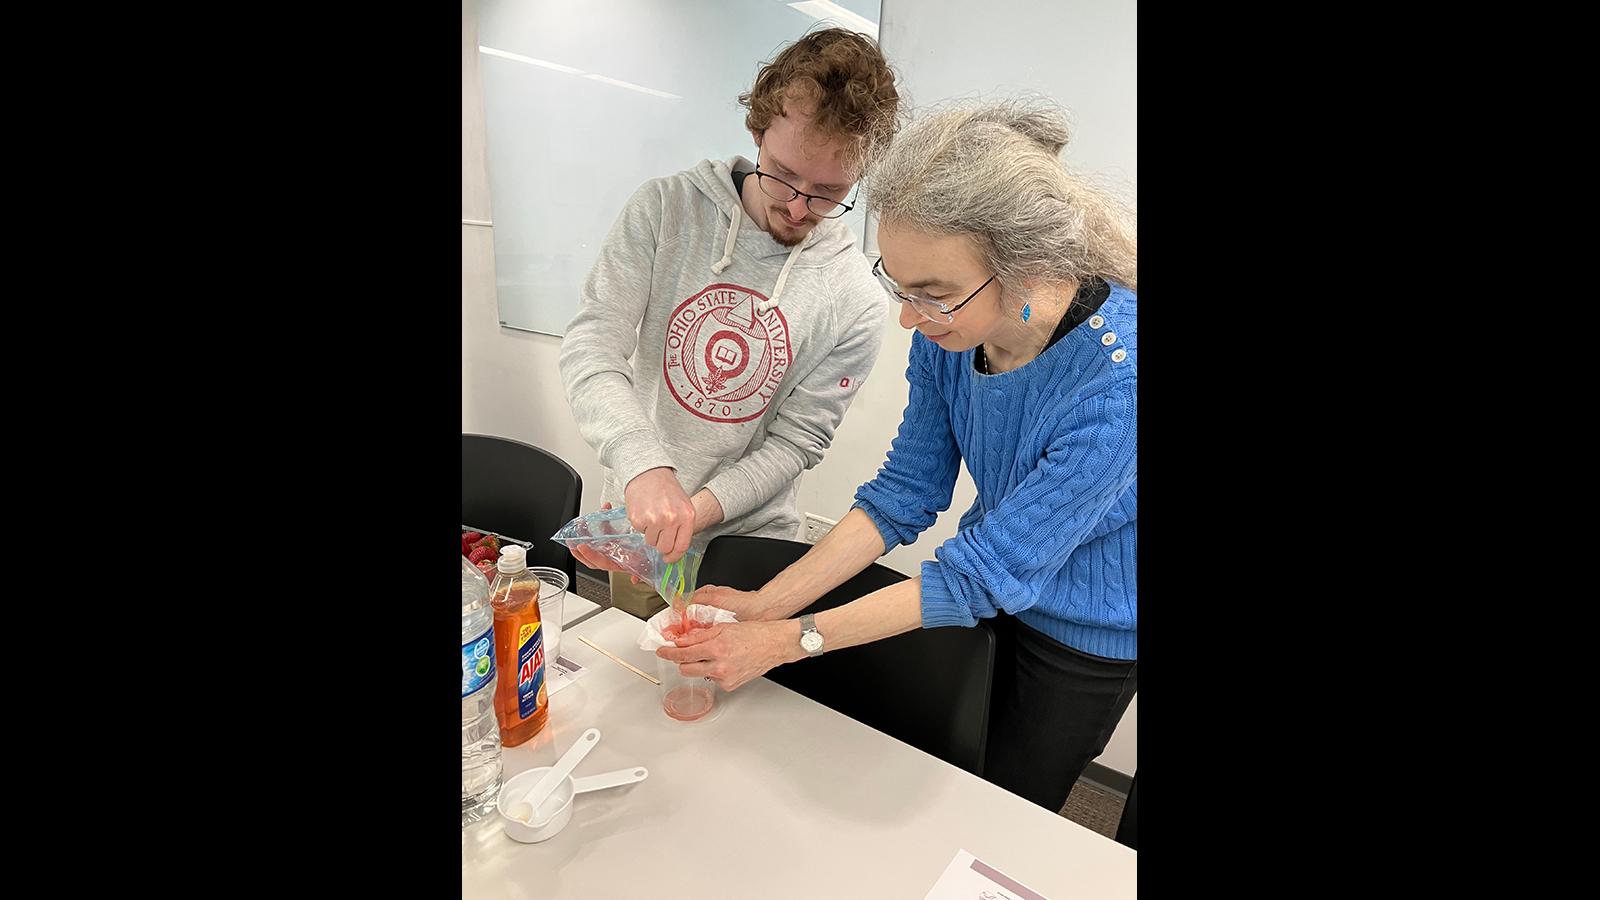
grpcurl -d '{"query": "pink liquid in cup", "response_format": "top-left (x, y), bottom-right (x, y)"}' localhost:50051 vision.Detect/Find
top-left (660, 613), bottom-right (715, 720)
top-left (663, 684), bottom-right (715, 720)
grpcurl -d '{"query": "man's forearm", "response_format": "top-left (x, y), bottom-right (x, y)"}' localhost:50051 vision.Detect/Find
top-left (692, 488), bottom-right (725, 534)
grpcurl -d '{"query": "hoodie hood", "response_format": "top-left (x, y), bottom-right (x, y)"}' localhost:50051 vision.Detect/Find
top-left (686, 156), bottom-right (862, 313)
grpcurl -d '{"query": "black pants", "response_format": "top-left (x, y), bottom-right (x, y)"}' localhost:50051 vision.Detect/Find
top-left (982, 613), bottom-right (1138, 812)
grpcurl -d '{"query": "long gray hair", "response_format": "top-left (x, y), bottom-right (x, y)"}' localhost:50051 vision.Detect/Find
top-left (866, 98), bottom-right (1137, 295)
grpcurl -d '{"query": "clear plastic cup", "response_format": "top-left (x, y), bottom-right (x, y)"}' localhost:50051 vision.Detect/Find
top-left (657, 605), bottom-right (719, 721)
top-left (528, 566), bottom-right (568, 662)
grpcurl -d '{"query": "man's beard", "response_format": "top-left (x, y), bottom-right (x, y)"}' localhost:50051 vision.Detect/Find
top-left (769, 206), bottom-right (814, 247)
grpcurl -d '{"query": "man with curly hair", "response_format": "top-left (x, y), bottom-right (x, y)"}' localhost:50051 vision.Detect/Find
top-left (560, 28), bottom-right (903, 617)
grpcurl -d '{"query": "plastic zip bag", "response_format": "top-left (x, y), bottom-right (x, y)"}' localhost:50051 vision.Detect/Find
top-left (550, 506), bottom-right (703, 611)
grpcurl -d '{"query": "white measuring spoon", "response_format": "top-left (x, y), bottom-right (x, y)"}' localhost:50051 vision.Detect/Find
top-left (506, 728), bottom-right (600, 822)
top-left (569, 766), bottom-right (649, 795)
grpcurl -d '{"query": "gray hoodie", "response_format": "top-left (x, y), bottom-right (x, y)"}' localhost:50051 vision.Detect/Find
top-left (559, 156), bottom-right (888, 546)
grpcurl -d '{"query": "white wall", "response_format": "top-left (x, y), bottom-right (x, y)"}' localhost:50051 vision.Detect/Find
top-left (878, 0), bottom-right (1137, 201)
top-left (463, 0), bottom-right (609, 514)
top-left (463, 0), bottom-right (1135, 779)
top-left (1098, 695), bottom-right (1136, 780)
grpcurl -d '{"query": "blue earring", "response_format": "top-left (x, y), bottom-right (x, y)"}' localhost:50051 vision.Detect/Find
top-left (1021, 302), bottom-right (1031, 323)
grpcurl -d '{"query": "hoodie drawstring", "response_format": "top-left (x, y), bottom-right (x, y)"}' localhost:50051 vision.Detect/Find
top-left (711, 207), bottom-right (740, 275)
top-left (710, 177), bottom-right (809, 314)
top-left (761, 242), bottom-right (805, 313)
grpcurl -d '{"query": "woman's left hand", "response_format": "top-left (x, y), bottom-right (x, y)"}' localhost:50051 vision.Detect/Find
top-left (655, 620), bottom-right (802, 691)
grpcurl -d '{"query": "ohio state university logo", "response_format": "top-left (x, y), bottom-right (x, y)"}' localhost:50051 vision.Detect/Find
top-left (663, 283), bottom-right (792, 423)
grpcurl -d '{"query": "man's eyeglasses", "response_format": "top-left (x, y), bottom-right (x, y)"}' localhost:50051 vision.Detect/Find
top-left (873, 257), bottom-right (996, 324)
top-left (753, 159), bottom-right (856, 219)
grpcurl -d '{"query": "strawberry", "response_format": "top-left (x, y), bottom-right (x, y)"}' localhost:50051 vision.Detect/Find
top-left (472, 534), bottom-right (501, 554)
top-left (475, 560), bottom-right (498, 581)
top-left (468, 546), bottom-right (498, 565)
top-left (462, 531), bottom-right (482, 555)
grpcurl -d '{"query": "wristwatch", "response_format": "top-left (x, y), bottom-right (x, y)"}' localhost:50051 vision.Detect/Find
top-left (798, 613), bottom-right (825, 657)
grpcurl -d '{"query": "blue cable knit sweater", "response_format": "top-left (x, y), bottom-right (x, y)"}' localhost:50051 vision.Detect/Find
top-left (853, 282), bottom-right (1137, 660)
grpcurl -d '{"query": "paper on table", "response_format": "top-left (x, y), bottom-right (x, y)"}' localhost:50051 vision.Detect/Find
top-left (545, 655), bottom-right (589, 696)
top-left (923, 849), bottom-right (1051, 900)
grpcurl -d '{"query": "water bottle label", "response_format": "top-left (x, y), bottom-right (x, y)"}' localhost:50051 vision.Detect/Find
top-left (461, 627), bottom-right (495, 699)
top-left (516, 620), bottom-right (546, 718)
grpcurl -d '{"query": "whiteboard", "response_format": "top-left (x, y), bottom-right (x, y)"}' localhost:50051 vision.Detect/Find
top-left (478, 0), bottom-right (883, 337)
top-left (869, 0), bottom-right (1137, 256)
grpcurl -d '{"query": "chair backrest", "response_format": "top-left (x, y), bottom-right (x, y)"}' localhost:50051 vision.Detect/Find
top-left (1115, 771), bottom-right (1137, 850)
top-left (700, 535), bottom-right (995, 775)
top-left (462, 433), bottom-right (583, 586)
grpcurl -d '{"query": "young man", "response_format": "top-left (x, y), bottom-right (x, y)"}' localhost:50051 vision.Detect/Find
top-left (560, 28), bottom-right (902, 616)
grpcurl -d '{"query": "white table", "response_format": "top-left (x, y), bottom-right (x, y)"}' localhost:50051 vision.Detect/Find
top-left (463, 609), bottom-right (1136, 899)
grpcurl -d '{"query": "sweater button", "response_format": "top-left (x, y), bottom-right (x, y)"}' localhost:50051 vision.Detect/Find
top-left (1111, 348), bottom-right (1127, 363)
top-left (1089, 314), bottom-right (1105, 329)
top-left (1101, 331), bottom-right (1117, 346)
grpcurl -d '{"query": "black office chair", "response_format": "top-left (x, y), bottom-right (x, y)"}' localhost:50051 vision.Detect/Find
top-left (1115, 771), bottom-right (1137, 850)
top-left (462, 433), bottom-right (583, 586)
top-left (699, 535), bottom-right (996, 775)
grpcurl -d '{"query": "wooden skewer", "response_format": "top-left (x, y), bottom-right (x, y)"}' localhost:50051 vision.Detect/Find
top-left (577, 635), bottom-right (661, 685)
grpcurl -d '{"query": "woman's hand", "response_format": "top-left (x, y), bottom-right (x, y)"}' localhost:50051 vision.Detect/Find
top-left (655, 620), bottom-right (803, 691)
top-left (690, 584), bottom-right (779, 621)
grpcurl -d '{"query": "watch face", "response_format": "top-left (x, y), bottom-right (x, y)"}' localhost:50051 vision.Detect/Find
top-left (800, 631), bottom-right (823, 652)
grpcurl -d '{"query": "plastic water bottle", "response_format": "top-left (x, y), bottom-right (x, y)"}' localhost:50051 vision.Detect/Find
top-left (462, 555), bottom-right (502, 826)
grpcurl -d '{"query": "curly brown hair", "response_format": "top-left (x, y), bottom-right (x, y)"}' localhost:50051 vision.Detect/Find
top-left (739, 27), bottom-right (902, 176)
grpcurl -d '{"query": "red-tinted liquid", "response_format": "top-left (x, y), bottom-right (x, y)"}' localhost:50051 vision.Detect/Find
top-left (660, 616), bottom-right (708, 643)
top-left (664, 685), bottom-right (714, 720)
top-left (662, 612), bottom-right (714, 720)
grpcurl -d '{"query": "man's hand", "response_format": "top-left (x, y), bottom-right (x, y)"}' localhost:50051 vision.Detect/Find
top-left (568, 505), bottom-right (639, 583)
top-left (625, 467), bottom-right (696, 562)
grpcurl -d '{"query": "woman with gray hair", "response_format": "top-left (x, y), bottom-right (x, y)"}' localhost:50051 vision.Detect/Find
top-left (659, 99), bottom-right (1137, 812)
